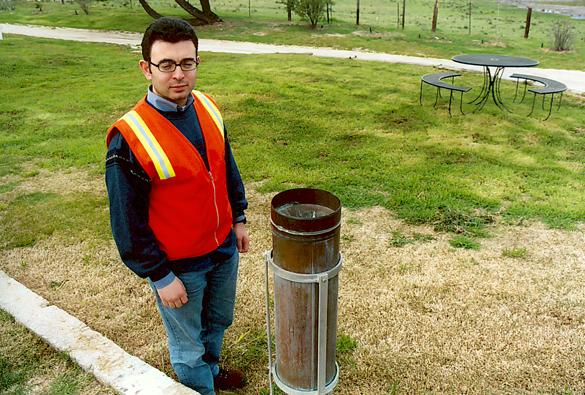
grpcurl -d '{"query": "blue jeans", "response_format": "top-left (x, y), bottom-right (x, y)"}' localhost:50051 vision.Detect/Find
top-left (150, 251), bottom-right (239, 395)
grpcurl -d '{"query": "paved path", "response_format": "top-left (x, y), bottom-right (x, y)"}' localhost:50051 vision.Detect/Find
top-left (1, 22), bottom-right (585, 94)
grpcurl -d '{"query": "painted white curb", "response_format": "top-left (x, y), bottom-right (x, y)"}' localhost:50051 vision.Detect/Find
top-left (0, 270), bottom-right (199, 395)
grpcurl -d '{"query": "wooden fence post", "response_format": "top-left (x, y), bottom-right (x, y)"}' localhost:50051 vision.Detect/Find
top-left (397, 2), bottom-right (400, 29)
top-left (524, 7), bottom-right (532, 38)
top-left (431, 0), bottom-right (439, 32)
top-left (401, 0), bottom-right (406, 30)
top-left (468, 0), bottom-right (472, 34)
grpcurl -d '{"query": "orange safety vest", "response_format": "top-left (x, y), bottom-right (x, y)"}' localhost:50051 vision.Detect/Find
top-left (106, 90), bottom-right (233, 260)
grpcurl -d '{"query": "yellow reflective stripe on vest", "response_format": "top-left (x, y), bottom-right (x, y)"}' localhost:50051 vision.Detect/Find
top-left (192, 90), bottom-right (225, 139)
top-left (122, 110), bottom-right (176, 180)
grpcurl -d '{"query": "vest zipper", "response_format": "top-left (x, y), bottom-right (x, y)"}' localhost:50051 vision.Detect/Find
top-left (209, 171), bottom-right (220, 245)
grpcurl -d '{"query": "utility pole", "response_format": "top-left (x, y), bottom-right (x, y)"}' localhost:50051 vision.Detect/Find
top-left (356, 0), bottom-right (360, 25)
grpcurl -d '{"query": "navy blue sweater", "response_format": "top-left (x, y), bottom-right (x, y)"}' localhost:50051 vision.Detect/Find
top-left (105, 89), bottom-right (247, 289)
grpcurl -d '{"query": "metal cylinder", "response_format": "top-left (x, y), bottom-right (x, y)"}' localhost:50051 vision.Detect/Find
top-left (270, 188), bottom-right (341, 393)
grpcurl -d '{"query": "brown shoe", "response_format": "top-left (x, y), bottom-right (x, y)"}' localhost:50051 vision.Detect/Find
top-left (214, 367), bottom-right (245, 391)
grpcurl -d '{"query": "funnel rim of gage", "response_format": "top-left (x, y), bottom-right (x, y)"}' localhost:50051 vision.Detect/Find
top-left (271, 188), bottom-right (341, 234)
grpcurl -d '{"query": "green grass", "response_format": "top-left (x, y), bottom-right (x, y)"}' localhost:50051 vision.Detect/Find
top-left (336, 333), bottom-right (358, 355)
top-left (0, 0), bottom-right (584, 70)
top-left (0, 309), bottom-right (115, 394)
top-left (222, 328), bottom-right (269, 371)
top-left (432, 206), bottom-right (493, 237)
top-left (0, 36), bottom-right (584, 247)
top-left (335, 333), bottom-right (359, 390)
top-left (449, 235), bottom-right (481, 249)
top-left (502, 246), bottom-right (528, 258)
top-left (0, 191), bottom-right (110, 249)
top-left (389, 230), bottom-right (435, 247)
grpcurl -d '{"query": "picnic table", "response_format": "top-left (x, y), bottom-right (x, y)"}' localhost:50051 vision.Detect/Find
top-left (452, 54), bottom-right (539, 112)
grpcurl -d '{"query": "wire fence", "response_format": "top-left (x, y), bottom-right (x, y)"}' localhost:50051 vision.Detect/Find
top-left (23, 0), bottom-right (584, 37)
top-left (207, 0), bottom-right (585, 28)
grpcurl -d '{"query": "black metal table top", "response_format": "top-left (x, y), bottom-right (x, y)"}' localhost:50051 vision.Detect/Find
top-left (452, 54), bottom-right (539, 68)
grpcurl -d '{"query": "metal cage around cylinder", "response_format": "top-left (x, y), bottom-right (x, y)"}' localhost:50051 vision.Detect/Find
top-left (266, 188), bottom-right (342, 394)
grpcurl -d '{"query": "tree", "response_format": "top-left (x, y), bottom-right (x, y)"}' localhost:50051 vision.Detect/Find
top-left (138, 0), bottom-right (163, 19)
top-left (294, 0), bottom-right (326, 28)
top-left (138, 0), bottom-right (221, 25)
top-left (278, 0), bottom-right (296, 21)
top-left (175, 0), bottom-right (221, 24)
top-left (75, 0), bottom-right (91, 15)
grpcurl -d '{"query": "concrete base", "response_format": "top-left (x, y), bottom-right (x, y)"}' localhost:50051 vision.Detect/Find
top-left (0, 270), bottom-right (198, 395)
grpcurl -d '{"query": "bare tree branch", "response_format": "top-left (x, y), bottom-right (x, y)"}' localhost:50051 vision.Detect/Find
top-left (138, 0), bottom-right (163, 19)
top-left (175, 0), bottom-right (220, 24)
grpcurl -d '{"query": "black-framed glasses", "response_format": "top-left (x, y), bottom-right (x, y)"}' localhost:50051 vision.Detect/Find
top-left (149, 58), bottom-right (199, 73)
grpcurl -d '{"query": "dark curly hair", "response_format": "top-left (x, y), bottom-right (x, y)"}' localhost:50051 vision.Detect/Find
top-left (141, 17), bottom-right (198, 61)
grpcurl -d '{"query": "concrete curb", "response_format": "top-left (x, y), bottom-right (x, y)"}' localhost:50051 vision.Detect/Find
top-left (0, 270), bottom-right (198, 395)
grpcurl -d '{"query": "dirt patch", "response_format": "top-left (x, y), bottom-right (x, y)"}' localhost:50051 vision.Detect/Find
top-left (481, 40), bottom-right (507, 48)
top-left (1, 170), bottom-right (584, 393)
top-left (351, 31), bottom-right (404, 39)
top-left (313, 33), bottom-right (347, 38)
top-left (0, 166), bottom-right (104, 204)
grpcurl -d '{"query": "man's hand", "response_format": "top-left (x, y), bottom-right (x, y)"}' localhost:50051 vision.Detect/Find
top-left (234, 222), bottom-right (250, 253)
top-left (157, 277), bottom-right (188, 309)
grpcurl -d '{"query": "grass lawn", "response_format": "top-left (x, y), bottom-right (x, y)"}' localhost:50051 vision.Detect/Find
top-left (0, 0), bottom-right (584, 70)
top-left (0, 36), bottom-right (584, 393)
top-left (0, 35), bottom-right (583, 238)
top-left (0, 309), bottom-right (115, 394)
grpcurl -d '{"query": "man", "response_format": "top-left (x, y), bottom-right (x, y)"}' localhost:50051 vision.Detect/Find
top-left (105, 17), bottom-right (249, 394)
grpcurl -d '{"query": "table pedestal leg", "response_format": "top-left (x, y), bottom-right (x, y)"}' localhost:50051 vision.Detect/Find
top-left (473, 66), bottom-right (511, 112)
top-left (474, 66), bottom-right (494, 112)
top-left (469, 66), bottom-right (489, 104)
top-left (493, 67), bottom-right (511, 112)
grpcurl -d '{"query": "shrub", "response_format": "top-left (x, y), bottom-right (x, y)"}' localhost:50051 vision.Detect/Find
top-left (0, 0), bottom-right (16, 11)
top-left (551, 20), bottom-right (573, 51)
top-left (294, 0), bottom-right (326, 28)
top-left (75, 0), bottom-right (91, 15)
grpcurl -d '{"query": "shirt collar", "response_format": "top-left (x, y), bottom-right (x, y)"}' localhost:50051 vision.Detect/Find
top-left (147, 87), bottom-right (194, 113)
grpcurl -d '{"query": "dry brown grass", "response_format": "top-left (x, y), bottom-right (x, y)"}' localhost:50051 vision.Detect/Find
top-left (1, 169), bottom-right (584, 394)
top-left (0, 166), bottom-right (104, 199)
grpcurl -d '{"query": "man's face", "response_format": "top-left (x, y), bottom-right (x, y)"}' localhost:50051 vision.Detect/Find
top-left (139, 40), bottom-right (198, 106)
